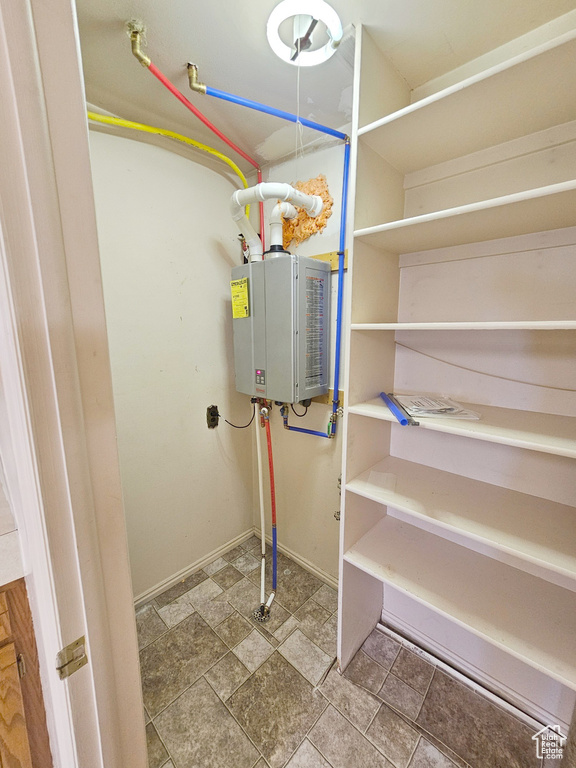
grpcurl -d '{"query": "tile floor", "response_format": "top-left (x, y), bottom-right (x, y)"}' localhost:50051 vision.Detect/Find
top-left (137, 536), bottom-right (549, 768)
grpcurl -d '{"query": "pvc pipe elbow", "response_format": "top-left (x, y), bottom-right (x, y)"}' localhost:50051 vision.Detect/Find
top-left (271, 202), bottom-right (297, 224)
top-left (230, 192), bottom-right (248, 222)
top-left (307, 194), bottom-right (323, 217)
top-left (269, 202), bottom-right (296, 250)
top-left (230, 193), bottom-right (263, 260)
top-left (230, 183), bottom-right (322, 259)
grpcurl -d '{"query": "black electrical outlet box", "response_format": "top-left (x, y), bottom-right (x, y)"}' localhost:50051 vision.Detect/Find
top-left (206, 405), bottom-right (219, 428)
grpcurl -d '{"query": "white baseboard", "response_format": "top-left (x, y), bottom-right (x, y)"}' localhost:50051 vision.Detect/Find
top-left (133, 529), bottom-right (256, 607)
top-left (380, 611), bottom-right (573, 733)
top-left (261, 532), bottom-right (339, 591)
top-left (134, 527), bottom-right (338, 607)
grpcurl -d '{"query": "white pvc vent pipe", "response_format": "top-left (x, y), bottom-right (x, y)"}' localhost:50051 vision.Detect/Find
top-left (230, 182), bottom-right (322, 260)
top-left (270, 202), bottom-right (297, 250)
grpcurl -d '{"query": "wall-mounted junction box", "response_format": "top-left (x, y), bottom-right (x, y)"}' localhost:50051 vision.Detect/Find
top-left (231, 253), bottom-right (330, 404)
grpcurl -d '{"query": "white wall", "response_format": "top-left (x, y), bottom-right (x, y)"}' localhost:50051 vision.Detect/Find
top-left (89, 131), bottom-right (254, 598)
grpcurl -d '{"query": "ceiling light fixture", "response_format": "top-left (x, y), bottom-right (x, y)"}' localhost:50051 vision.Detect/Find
top-left (266, 0), bottom-right (343, 67)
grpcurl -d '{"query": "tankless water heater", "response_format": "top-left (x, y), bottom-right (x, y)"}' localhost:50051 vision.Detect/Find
top-left (231, 253), bottom-right (330, 404)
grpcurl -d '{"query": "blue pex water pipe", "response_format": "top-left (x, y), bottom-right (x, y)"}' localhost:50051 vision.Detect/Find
top-left (281, 139), bottom-right (350, 440)
top-left (331, 140), bottom-right (351, 432)
top-left (379, 392), bottom-right (409, 426)
top-left (285, 423), bottom-right (331, 438)
top-left (204, 86), bottom-right (348, 141)
top-left (204, 85), bottom-right (351, 437)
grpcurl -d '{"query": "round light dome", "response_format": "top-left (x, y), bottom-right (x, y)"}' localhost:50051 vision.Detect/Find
top-left (266, 0), bottom-right (343, 67)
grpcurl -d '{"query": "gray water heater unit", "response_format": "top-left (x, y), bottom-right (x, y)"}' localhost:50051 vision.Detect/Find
top-left (231, 253), bottom-right (330, 404)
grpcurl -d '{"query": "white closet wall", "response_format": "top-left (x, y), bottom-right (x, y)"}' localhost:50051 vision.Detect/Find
top-left (339, 20), bottom-right (576, 729)
top-left (89, 131), bottom-right (254, 599)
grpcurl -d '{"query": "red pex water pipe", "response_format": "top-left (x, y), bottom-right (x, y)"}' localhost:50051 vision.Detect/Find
top-left (146, 59), bottom-right (265, 249)
top-left (264, 416), bottom-right (277, 591)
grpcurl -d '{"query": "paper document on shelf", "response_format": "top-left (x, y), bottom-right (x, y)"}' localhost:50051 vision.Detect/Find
top-left (394, 395), bottom-right (480, 420)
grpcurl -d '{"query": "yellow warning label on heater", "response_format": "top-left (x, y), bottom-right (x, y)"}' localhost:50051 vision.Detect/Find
top-left (231, 277), bottom-right (249, 319)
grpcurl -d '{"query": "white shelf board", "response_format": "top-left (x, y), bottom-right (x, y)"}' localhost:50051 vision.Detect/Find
top-left (348, 398), bottom-right (576, 459)
top-left (358, 31), bottom-right (576, 173)
top-left (353, 181), bottom-right (576, 254)
top-left (346, 457), bottom-right (576, 591)
top-left (344, 516), bottom-right (576, 689)
top-left (351, 321), bottom-right (576, 331)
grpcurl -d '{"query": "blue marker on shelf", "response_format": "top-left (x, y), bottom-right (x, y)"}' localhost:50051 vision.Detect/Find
top-left (379, 392), bottom-right (409, 426)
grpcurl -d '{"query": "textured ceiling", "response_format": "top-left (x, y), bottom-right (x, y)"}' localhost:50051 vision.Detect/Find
top-left (75, 0), bottom-right (576, 171)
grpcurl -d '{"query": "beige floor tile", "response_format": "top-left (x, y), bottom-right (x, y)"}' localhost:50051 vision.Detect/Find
top-left (409, 737), bottom-right (460, 767)
top-left (312, 584), bottom-right (338, 614)
top-left (219, 576), bottom-right (261, 619)
top-left (285, 739), bottom-right (333, 767)
top-left (273, 615), bottom-right (300, 643)
top-left (214, 611), bottom-right (253, 648)
top-left (223, 544), bottom-right (246, 562)
top-left (301, 613), bottom-right (337, 657)
top-left (278, 629), bottom-right (332, 686)
top-left (157, 600), bottom-right (195, 628)
top-left (146, 722), bottom-right (168, 768)
top-left (344, 650), bottom-right (388, 694)
top-left (135, 603), bottom-right (167, 651)
top-left (154, 570), bottom-right (208, 608)
top-left (140, 612), bottom-right (228, 716)
top-left (194, 596), bottom-right (235, 627)
top-left (233, 552), bottom-right (261, 575)
top-left (178, 577), bottom-right (223, 607)
top-left (227, 652), bottom-right (327, 768)
top-left (212, 563), bottom-right (244, 590)
top-left (390, 647), bottom-right (435, 695)
top-left (233, 629), bottom-right (275, 672)
top-left (309, 705), bottom-right (393, 768)
top-left (294, 599), bottom-right (331, 633)
top-left (241, 534), bottom-right (261, 551)
top-left (378, 673), bottom-right (425, 721)
top-left (272, 556), bottom-right (325, 614)
top-left (204, 651), bottom-right (250, 700)
top-left (417, 669), bottom-right (541, 768)
top-left (319, 665), bottom-right (381, 732)
top-left (203, 557), bottom-right (228, 576)
top-left (361, 629), bottom-right (401, 671)
top-left (366, 702), bottom-right (420, 768)
top-left (155, 677), bottom-right (259, 768)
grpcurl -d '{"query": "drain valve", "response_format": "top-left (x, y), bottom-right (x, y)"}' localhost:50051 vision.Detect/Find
top-left (253, 604), bottom-right (271, 623)
top-left (253, 590), bottom-right (275, 623)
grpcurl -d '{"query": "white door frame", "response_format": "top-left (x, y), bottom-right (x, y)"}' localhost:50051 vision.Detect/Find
top-left (0, 1), bottom-right (147, 766)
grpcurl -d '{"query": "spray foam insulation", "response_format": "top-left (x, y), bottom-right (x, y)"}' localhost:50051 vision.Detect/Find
top-left (282, 175), bottom-right (333, 250)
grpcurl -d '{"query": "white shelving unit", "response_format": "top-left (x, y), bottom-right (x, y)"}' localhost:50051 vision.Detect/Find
top-left (358, 30), bottom-right (576, 172)
top-left (344, 516), bottom-right (576, 688)
top-left (348, 398), bottom-right (576, 459)
top-left (355, 180), bottom-right (576, 253)
top-left (339, 22), bottom-right (576, 728)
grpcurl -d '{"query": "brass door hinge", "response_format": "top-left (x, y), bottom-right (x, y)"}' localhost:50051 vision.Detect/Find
top-left (56, 636), bottom-right (88, 679)
top-left (17, 652), bottom-right (26, 679)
